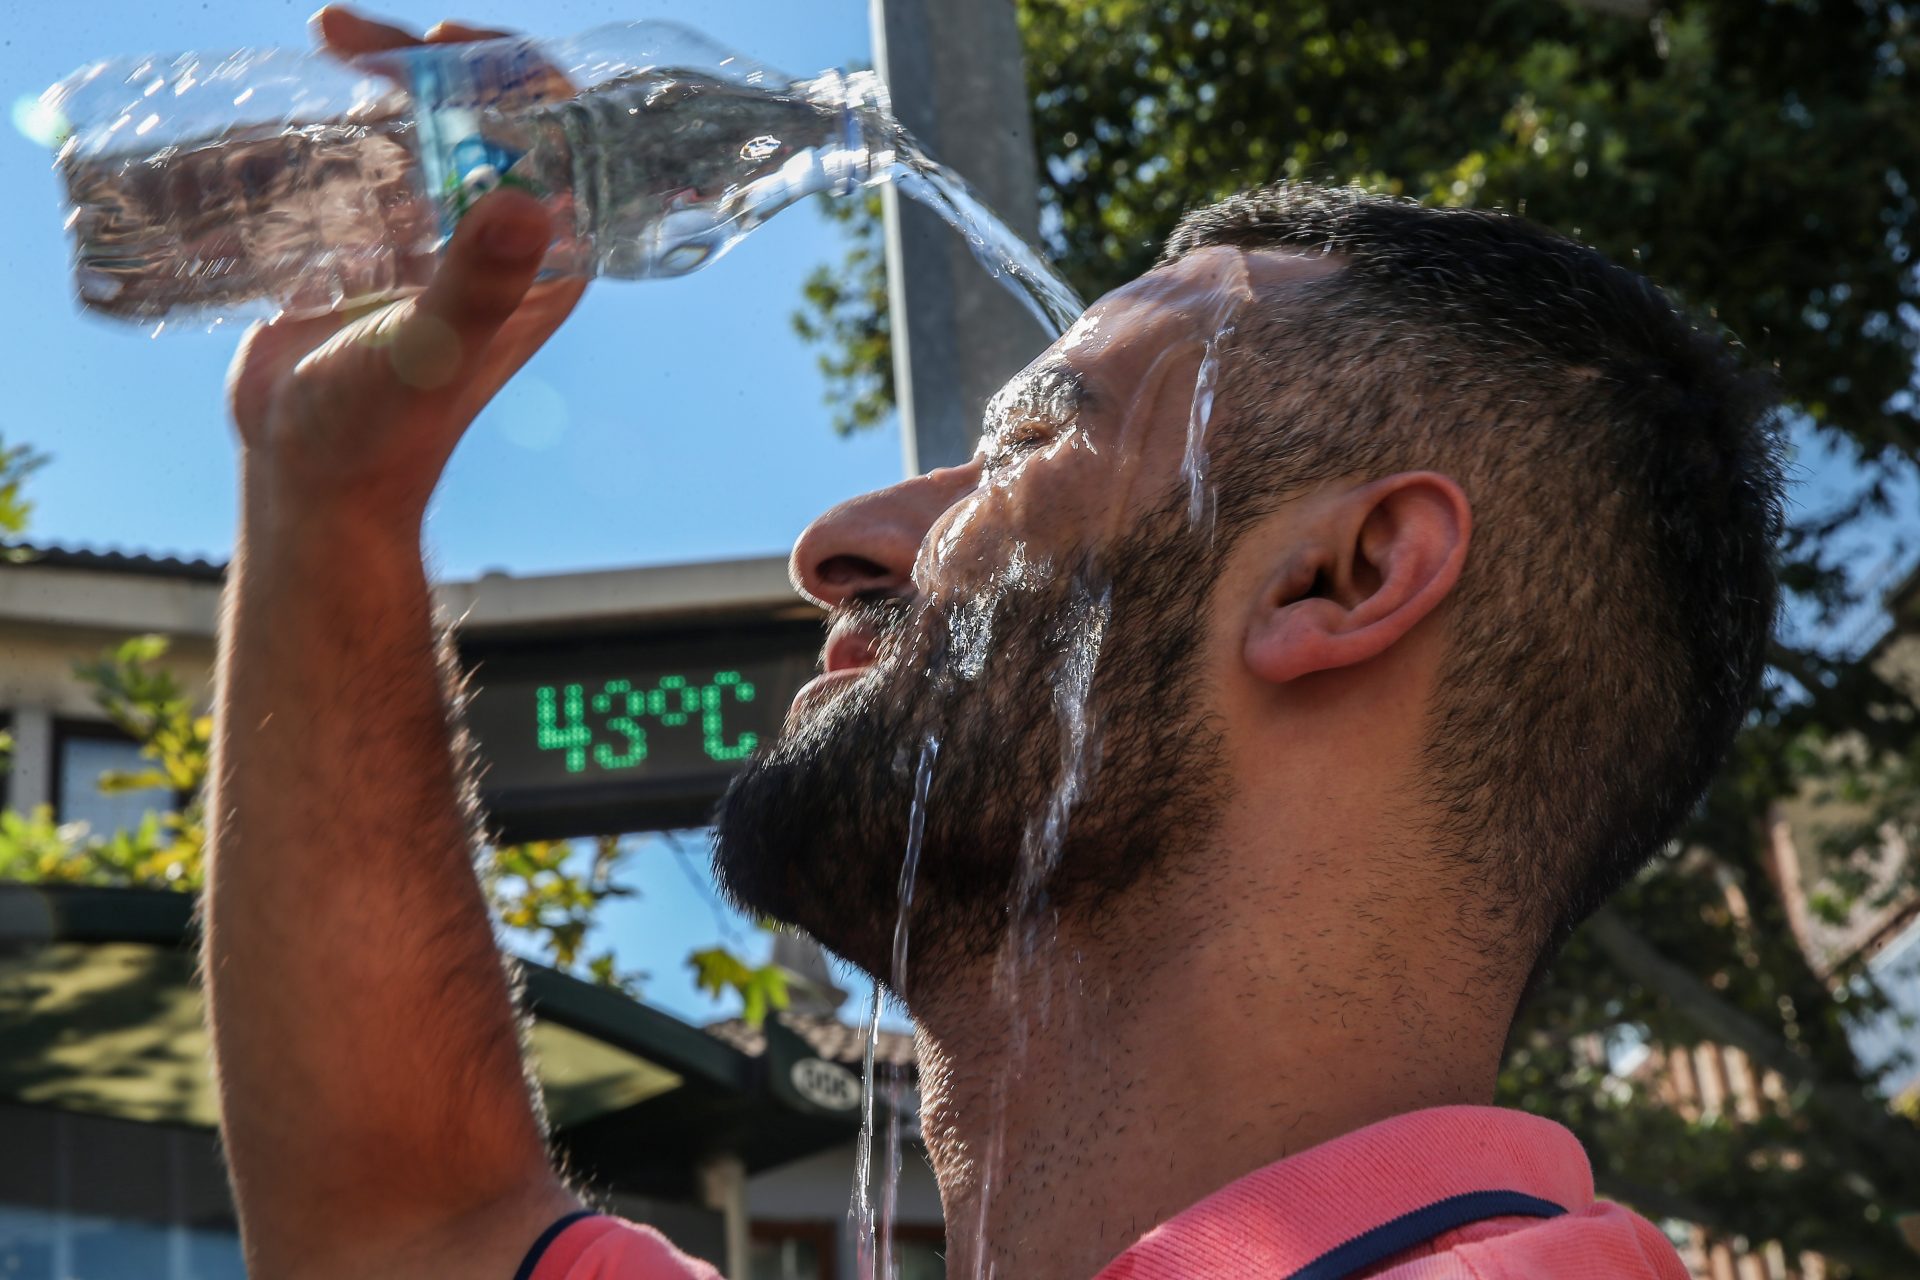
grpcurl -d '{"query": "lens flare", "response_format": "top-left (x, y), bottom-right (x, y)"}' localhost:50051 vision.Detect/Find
top-left (491, 374), bottom-right (569, 451)
top-left (11, 93), bottom-right (71, 149)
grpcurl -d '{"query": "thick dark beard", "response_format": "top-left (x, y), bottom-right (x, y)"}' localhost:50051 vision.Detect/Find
top-left (711, 506), bottom-right (1230, 997)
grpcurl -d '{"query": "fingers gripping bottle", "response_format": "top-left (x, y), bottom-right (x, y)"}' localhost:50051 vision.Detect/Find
top-left (41, 24), bottom-right (891, 324)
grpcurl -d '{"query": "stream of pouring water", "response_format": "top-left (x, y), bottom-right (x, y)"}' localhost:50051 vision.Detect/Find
top-left (837, 267), bottom-right (1253, 1280)
top-left (1012, 575), bottom-right (1114, 914)
top-left (882, 737), bottom-right (939, 1280)
top-left (852, 735), bottom-right (940, 1280)
top-left (836, 126), bottom-right (1090, 1274)
top-left (958, 571), bottom-right (1113, 1280)
top-left (841, 116), bottom-right (1281, 1280)
top-left (1180, 257), bottom-right (1254, 539)
top-left (874, 115), bottom-right (1086, 339)
top-left (852, 983), bottom-right (885, 1280)
top-left (1183, 320), bottom-right (1234, 533)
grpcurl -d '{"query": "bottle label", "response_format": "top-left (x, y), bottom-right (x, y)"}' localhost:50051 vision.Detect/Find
top-left (407, 42), bottom-right (550, 236)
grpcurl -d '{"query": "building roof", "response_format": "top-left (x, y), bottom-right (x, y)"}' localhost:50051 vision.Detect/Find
top-left (0, 540), bottom-right (813, 640)
top-left (707, 1010), bottom-right (918, 1071)
top-left (3, 541), bottom-right (226, 582)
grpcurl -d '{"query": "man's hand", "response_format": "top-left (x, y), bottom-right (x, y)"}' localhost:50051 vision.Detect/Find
top-left (207, 10), bottom-right (588, 1279)
top-left (230, 9), bottom-right (585, 525)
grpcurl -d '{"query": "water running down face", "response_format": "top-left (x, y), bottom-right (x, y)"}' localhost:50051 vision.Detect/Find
top-left (712, 248), bottom-right (1345, 991)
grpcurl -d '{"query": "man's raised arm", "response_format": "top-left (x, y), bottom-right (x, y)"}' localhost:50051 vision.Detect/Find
top-left (205, 17), bottom-right (589, 1276)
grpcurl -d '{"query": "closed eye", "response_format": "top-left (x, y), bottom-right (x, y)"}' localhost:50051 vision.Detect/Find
top-left (982, 420), bottom-right (1056, 473)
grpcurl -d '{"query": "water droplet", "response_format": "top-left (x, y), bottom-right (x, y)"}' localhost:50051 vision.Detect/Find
top-left (739, 134), bottom-right (782, 162)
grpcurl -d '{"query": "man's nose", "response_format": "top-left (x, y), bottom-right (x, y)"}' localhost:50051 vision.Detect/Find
top-left (790, 462), bottom-right (981, 608)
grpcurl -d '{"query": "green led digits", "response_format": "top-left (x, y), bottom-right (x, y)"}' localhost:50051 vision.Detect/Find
top-left (649, 674), bottom-right (698, 726)
top-left (591, 679), bottom-right (647, 770)
top-left (535, 683), bottom-right (593, 773)
top-left (533, 670), bottom-right (761, 773)
top-left (705, 671), bottom-right (758, 760)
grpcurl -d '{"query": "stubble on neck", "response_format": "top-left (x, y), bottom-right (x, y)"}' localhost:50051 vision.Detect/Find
top-left (901, 855), bottom-right (1520, 1280)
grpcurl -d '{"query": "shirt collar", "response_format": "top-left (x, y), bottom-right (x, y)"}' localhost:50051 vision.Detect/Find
top-left (1093, 1105), bottom-right (1596, 1279)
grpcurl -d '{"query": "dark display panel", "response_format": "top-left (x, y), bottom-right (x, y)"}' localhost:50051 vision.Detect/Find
top-left (461, 621), bottom-right (820, 840)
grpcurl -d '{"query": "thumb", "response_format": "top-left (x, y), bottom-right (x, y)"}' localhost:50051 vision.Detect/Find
top-left (383, 187), bottom-right (554, 396)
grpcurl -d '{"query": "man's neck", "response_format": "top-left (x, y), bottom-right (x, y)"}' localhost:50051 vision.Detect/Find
top-left (907, 873), bottom-right (1516, 1280)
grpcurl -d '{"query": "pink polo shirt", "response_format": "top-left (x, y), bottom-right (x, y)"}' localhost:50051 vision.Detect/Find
top-left (523, 1106), bottom-right (1689, 1280)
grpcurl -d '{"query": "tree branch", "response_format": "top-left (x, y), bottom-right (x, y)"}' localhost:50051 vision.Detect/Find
top-left (1561, 0), bottom-right (1653, 15)
top-left (1593, 1171), bottom-right (1911, 1275)
top-left (1585, 906), bottom-right (1920, 1174)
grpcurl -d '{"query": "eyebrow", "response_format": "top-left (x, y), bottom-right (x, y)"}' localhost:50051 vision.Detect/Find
top-left (991, 361), bottom-right (1094, 430)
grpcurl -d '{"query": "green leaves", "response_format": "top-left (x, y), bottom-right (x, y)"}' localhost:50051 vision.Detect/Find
top-left (0, 637), bottom-right (209, 888)
top-left (0, 434), bottom-right (49, 563)
top-left (483, 833), bottom-right (648, 995)
top-left (689, 945), bottom-right (790, 1028)
top-left (0, 632), bottom-right (787, 1028)
top-left (790, 191), bottom-right (893, 437)
top-left (0, 806), bottom-right (96, 883)
top-left (0, 434), bottom-right (48, 540)
top-left (802, 0), bottom-right (1920, 467)
top-left (74, 635), bottom-right (212, 797)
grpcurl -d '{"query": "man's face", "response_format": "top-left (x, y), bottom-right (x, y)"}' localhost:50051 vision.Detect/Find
top-left (712, 248), bottom-right (1341, 989)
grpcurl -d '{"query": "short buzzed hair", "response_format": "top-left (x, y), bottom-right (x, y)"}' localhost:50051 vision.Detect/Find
top-left (1162, 183), bottom-right (1784, 966)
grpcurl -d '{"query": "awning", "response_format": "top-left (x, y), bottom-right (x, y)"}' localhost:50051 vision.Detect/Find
top-left (0, 883), bottom-right (858, 1199)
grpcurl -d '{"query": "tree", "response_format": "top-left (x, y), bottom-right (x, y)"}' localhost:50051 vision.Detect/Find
top-left (0, 436), bottom-right (47, 543)
top-left (792, 0), bottom-right (1920, 1271)
top-left (793, 193), bottom-right (893, 438)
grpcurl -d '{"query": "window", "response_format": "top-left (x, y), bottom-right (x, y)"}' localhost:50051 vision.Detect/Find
top-left (0, 1105), bottom-right (244, 1280)
top-left (750, 1234), bottom-right (823, 1280)
top-left (749, 1222), bottom-right (836, 1280)
top-left (747, 1222), bottom-right (943, 1280)
top-left (0, 1202), bottom-right (246, 1279)
top-left (750, 1222), bottom-right (830, 1280)
top-left (53, 723), bottom-right (174, 838)
top-left (894, 1226), bottom-right (945, 1280)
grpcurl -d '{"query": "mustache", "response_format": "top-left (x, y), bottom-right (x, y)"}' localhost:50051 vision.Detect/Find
top-left (824, 590), bottom-right (919, 655)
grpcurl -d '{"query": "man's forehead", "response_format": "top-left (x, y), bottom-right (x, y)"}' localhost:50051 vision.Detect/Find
top-left (1118, 245), bottom-right (1337, 314)
top-left (1051, 246), bottom-right (1342, 357)
top-left (983, 247), bottom-right (1342, 435)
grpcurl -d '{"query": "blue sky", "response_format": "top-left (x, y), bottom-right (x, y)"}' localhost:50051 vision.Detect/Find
top-left (3, 0), bottom-right (897, 1026)
top-left (7, 1), bottom-right (1918, 1029)
top-left (4, 0), bottom-right (899, 579)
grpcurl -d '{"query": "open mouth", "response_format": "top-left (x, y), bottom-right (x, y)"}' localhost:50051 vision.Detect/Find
top-left (790, 617), bottom-right (884, 711)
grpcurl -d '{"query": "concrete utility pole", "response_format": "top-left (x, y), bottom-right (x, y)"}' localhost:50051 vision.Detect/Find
top-left (869, 0), bottom-right (1051, 475)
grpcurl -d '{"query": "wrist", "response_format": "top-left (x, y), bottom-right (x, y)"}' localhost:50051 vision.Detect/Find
top-left (240, 445), bottom-right (426, 542)
top-left (236, 461), bottom-right (430, 597)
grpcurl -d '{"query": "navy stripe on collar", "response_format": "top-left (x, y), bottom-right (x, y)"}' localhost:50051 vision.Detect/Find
top-left (513, 1210), bottom-right (600, 1280)
top-left (1286, 1190), bottom-right (1567, 1280)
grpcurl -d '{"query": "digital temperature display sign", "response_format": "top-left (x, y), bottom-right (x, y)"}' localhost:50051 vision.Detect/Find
top-left (459, 622), bottom-right (821, 841)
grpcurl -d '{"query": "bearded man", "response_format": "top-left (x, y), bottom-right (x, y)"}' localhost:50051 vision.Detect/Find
top-left (204, 10), bottom-right (1782, 1279)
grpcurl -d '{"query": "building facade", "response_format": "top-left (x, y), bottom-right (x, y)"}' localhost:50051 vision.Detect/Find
top-left (0, 545), bottom-right (937, 1280)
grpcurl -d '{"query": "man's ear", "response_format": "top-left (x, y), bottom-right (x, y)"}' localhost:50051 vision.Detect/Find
top-left (1244, 472), bottom-right (1472, 685)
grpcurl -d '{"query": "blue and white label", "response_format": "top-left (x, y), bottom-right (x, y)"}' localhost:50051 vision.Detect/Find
top-left (407, 42), bottom-right (546, 234)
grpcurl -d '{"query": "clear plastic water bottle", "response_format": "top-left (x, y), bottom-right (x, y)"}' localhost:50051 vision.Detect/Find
top-left (41, 24), bottom-right (891, 324)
